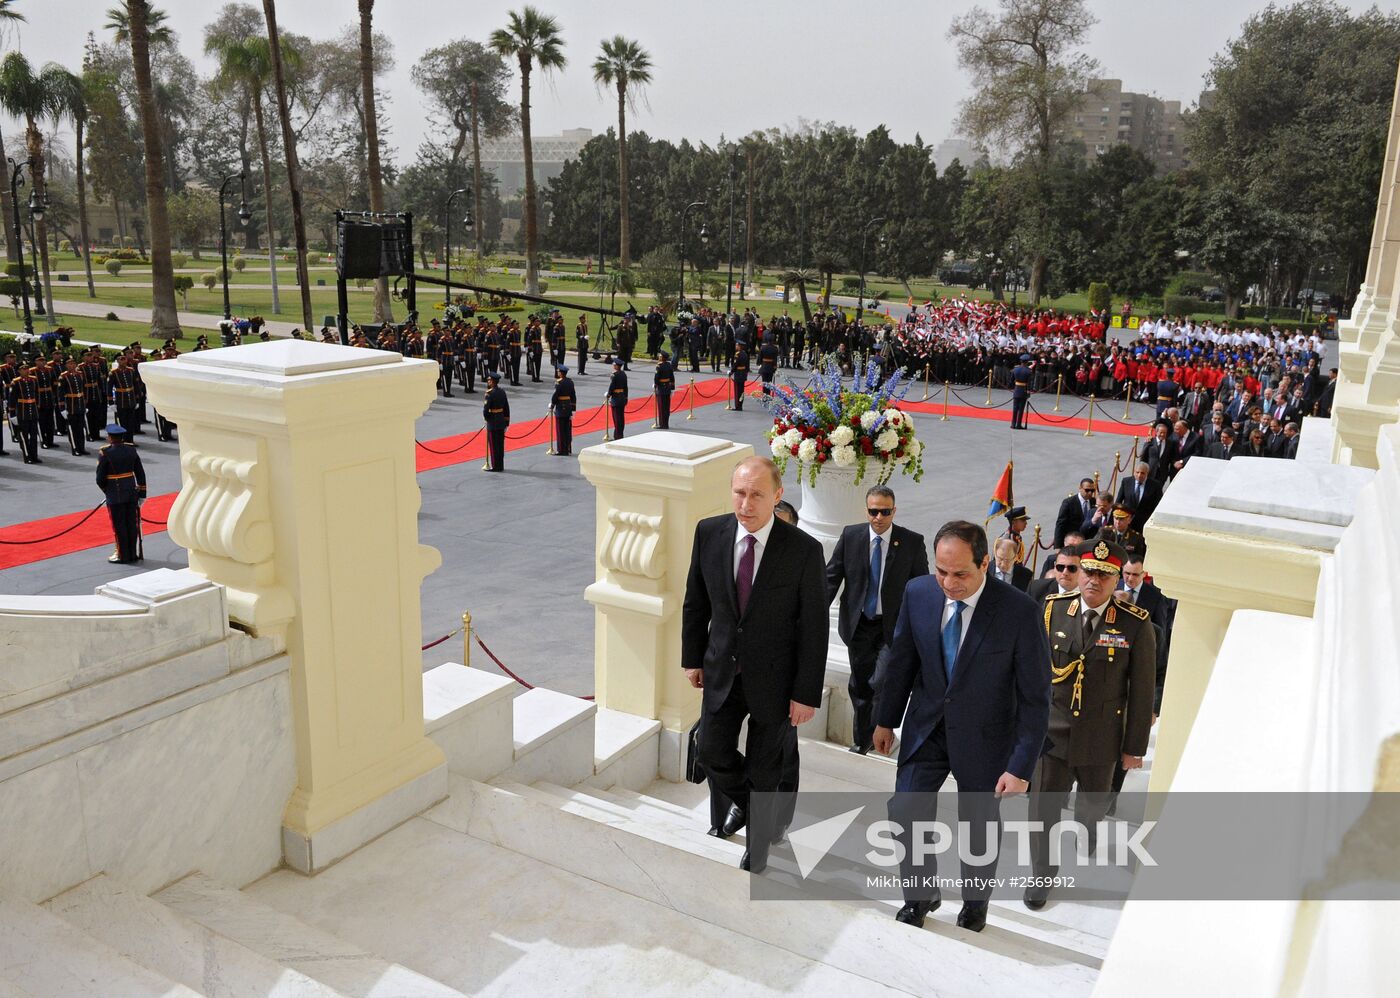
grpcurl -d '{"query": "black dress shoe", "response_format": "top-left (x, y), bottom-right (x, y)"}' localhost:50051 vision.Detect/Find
top-left (1024, 885), bottom-right (1049, 911)
top-left (721, 803), bottom-right (747, 837)
top-left (894, 890), bottom-right (941, 928)
top-left (849, 742), bottom-right (872, 755)
top-left (956, 902), bottom-right (988, 932)
top-left (739, 850), bottom-right (766, 873)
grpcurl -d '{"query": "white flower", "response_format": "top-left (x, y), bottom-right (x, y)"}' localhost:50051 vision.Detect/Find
top-left (830, 424), bottom-right (855, 447)
top-left (906, 438), bottom-right (922, 460)
top-left (770, 435), bottom-right (787, 458)
top-left (831, 444), bottom-right (856, 467)
top-left (884, 409), bottom-right (905, 428)
top-left (875, 428), bottom-right (899, 453)
top-left (860, 410), bottom-right (880, 430)
top-left (783, 428), bottom-right (803, 447)
top-left (797, 438), bottom-right (818, 463)
top-left (896, 450), bottom-right (912, 465)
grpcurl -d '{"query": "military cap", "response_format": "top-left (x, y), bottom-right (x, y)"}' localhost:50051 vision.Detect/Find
top-left (556, 365), bottom-right (569, 375)
top-left (1076, 538), bottom-right (1126, 575)
top-left (104, 423), bottom-right (128, 436)
top-left (1005, 506), bottom-right (1028, 521)
top-left (1111, 501), bottom-right (1137, 519)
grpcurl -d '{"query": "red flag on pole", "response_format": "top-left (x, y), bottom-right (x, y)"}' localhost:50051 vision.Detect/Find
top-left (985, 461), bottom-right (1014, 522)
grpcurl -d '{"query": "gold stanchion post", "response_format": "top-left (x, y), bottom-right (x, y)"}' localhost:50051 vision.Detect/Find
top-left (1131, 436), bottom-right (1139, 463)
top-left (1123, 382), bottom-right (1132, 419)
top-left (940, 380), bottom-right (950, 421)
top-left (1084, 395), bottom-right (1096, 437)
top-left (462, 611), bottom-right (472, 668)
top-left (1028, 523), bottom-right (1041, 566)
top-left (921, 364), bottom-right (931, 401)
top-left (1093, 469), bottom-right (1101, 491)
top-left (1054, 373), bottom-right (1063, 411)
top-left (986, 369), bottom-right (994, 405)
top-left (686, 377), bottom-right (697, 420)
top-left (602, 394), bottom-right (613, 441)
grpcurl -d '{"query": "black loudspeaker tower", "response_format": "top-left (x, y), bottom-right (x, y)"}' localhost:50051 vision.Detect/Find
top-left (338, 222), bottom-right (382, 280)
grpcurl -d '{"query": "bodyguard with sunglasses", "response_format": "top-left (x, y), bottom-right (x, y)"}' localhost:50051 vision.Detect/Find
top-left (825, 485), bottom-right (929, 754)
top-left (1028, 548), bottom-right (1084, 604)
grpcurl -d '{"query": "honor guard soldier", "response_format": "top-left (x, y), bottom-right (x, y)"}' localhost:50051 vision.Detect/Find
top-left (1000, 505), bottom-right (1029, 563)
top-left (60, 357), bottom-right (89, 455)
top-left (109, 354), bottom-right (142, 437)
top-left (1155, 368), bottom-right (1181, 420)
top-left (525, 321), bottom-right (544, 382)
top-left (550, 319), bottom-right (567, 369)
top-left (459, 326), bottom-right (478, 393)
top-left (96, 422), bottom-right (148, 564)
top-left (433, 325), bottom-right (456, 397)
top-left (575, 315), bottom-right (589, 375)
top-left (730, 344), bottom-right (750, 411)
top-left (482, 371), bottom-right (509, 472)
top-left (34, 355), bottom-right (59, 448)
top-left (1011, 353), bottom-right (1032, 429)
top-left (483, 324), bottom-right (503, 376)
top-left (1026, 538), bottom-right (1155, 911)
top-left (7, 365), bottom-right (40, 463)
top-left (81, 348), bottom-right (109, 441)
top-left (758, 336), bottom-right (780, 395)
top-left (653, 350), bottom-right (676, 429)
top-left (550, 365), bottom-right (576, 456)
top-left (507, 322), bottom-right (524, 385)
top-left (607, 356), bottom-right (628, 439)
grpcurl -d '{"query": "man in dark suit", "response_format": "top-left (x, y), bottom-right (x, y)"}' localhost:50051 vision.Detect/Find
top-left (1114, 462), bottom-right (1164, 526)
top-left (825, 485), bottom-right (930, 754)
top-left (1117, 558), bottom-right (1171, 715)
top-left (1028, 547), bottom-right (1083, 604)
top-left (1054, 478), bottom-right (1098, 548)
top-left (874, 521), bottom-right (1051, 932)
top-left (1141, 422), bottom-right (1178, 484)
top-left (1039, 532), bottom-right (1083, 579)
top-left (682, 456), bottom-right (828, 874)
top-left (991, 537), bottom-right (1032, 592)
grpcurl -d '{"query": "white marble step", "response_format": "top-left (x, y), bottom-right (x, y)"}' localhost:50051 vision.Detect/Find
top-left (500, 688), bottom-right (597, 785)
top-left (245, 812), bottom-right (910, 997)
top-left (797, 736), bottom-right (897, 789)
top-left (45, 875), bottom-right (343, 998)
top-left (0, 978), bottom-right (32, 997)
top-left (0, 892), bottom-right (201, 998)
top-left (154, 873), bottom-right (465, 998)
top-left (439, 777), bottom-right (1098, 995)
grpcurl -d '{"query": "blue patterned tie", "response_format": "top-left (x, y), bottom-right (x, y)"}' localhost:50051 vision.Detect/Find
top-left (864, 535), bottom-right (882, 618)
top-left (942, 600), bottom-right (965, 682)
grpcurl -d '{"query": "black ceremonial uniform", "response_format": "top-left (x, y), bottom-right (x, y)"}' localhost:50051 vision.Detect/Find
top-left (483, 380), bottom-right (510, 471)
top-left (731, 348), bottom-right (750, 411)
top-left (608, 366), bottom-right (628, 439)
top-left (96, 438), bottom-right (147, 563)
top-left (458, 330), bottom-right (478, 393)
top-left (7, 372), bottom-right (40, 462)
top-left (507, 327), bottom-right (524, 385)
top-left (60, 368), bottom-right (89, 455)
top-left (550, 375), bottom-right (576, 455)
top-left (758, 340), bottom-right (779, 394)
top-left (526, 325), bottom-right (544, 382)
top-left (653, 359), bottom-right (675, 429)
top-left (1011, 361), bottom-right (1032, 429)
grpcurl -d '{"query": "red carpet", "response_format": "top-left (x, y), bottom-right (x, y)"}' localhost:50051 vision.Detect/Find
top-left (0, 376), bottom-right (1152, 572)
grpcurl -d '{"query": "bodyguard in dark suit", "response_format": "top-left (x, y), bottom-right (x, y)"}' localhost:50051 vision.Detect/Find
top-left (482, 372), bottom-right (509, 472)
top-left (874, 521), bottom-right (1050, 932)
top-left (549, 366), bottom-right (575, 456)
top-left (1141, 422), bottom-right (1177, 484)
top-left (730, 347), bottom-right (750, 410)
top-left (1114, 463), bottom-right (1164, 526)
top-left (682, 457), bottom-right (828, 874)
top-left (825, 486), bottom-right (930, 754)
top-left (96, 423), bottom-right (147, 564)
top-left (1054, 478), bottom-right (1098, 548)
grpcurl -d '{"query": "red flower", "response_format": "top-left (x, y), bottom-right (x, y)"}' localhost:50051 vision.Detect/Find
top-left (790, 444), bottom-right (799, 456)
top-left (851, 415), bottom-right (861, 426)
top-left (816, 453), bottom-right (827, 463)
top-left (860, 438), bottom-right (874, 455)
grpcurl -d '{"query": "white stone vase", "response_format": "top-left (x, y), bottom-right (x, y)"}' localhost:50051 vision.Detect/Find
top-left (794, 459), bottom-right (887, 560)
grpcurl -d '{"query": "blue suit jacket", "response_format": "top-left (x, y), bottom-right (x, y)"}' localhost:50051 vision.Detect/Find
top-left (874, 574), bottom-right (1050, 788)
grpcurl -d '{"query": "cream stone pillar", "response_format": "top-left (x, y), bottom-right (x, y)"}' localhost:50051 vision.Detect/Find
top-left (1340, 62), bottom-right (1400, 352)
top-left (142, 341), bottom-right (447, 873)
top-left (578, 431), bottom-right (751, 773)
top-left (1142, 456), bottom-right (1373, 793)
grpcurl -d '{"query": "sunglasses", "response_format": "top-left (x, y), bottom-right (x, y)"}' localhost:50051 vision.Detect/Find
top-left (1053, 564), bottom-right (1079, 573)
top-left (867, 508), bottom-right (894, 517)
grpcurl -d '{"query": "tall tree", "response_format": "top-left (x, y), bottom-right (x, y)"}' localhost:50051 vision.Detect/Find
top-left (0, 0), bottom-right (25, 265)
top-left (949, 0), bottom-right (1098, 304)
top-left (261, 0), bottom-right (312, 329)
top-left (490, 6), bottom-right (565, 295)
top-left (112, 1), bottom-right (181, 336)
top-left (591, 36), bottom-right (651, 270)
top-left (52, 65), bottom-right (98, 297)
top-left (357, 0), bottom-right (392, 322)
top-left (410, 39), bottom-right (514, 258)
top-left (0, 53), bottom-right (71, 319)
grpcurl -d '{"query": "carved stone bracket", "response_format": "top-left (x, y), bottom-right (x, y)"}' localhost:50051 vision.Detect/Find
top-left (599, 510), bottom-right (665, 580)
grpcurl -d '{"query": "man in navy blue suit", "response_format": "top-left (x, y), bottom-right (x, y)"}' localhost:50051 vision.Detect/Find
top-left (873, 520), bottom-right (1050, 932)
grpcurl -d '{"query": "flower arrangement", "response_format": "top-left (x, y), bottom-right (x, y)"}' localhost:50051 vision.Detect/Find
top-left (760, 357), bottom-right (925, 486)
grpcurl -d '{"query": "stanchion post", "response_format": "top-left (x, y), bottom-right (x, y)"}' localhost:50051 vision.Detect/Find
top-left (1028, 523), bottom-right (1041, 566)
top-left (986, 369), bottom-right (993, 405)
top-left (686, 376), bottom-right (697, 420)
top-left (462, 610), bottom-right (472, 668)
top-left (921, 364), bottom-right (931, 401)
top-left (546, 407), bottom-right (556, 455)
top-left (1094, 469), bottom-right (1101, 491)
top-left (1085, 395), bottom-right (1096, 437)
top-left (1131, 435), bottom-right (1140, 463)
top-left (603, 394), bottom-right (613, 441)
top-left (1054, 373), bottom-right (1063, 412)
top-left (940, 380), bottom-right (950, 421)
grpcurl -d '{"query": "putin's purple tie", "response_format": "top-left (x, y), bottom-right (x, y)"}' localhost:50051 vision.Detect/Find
top-left (737, 533), bottom-right (755, 616)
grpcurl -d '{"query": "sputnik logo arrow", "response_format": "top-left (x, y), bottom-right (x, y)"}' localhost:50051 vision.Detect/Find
top-left (787, 806), bottom-right (865, 879)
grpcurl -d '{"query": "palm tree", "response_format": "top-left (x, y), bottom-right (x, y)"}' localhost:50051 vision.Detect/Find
top-left (591, 36), bottom-right (650, 271)
top-left (261, 0), bottom-right (313, 330)
top-left (103, 4), bottom-right (172, 45)
top-left (358, 0), bottom-right (391, 323)
top-left (0, 53), bottom-right (70, 319)
top-left (0, 0), bottom-right (25, 265)
top-left (591, 265), bottom-right (636, 316)
top-left (51, 66), bottom-right (97, 297)
top-left (490, 6), bottom-right (565, 296)
top-left (781, 266), bottom-right (818, 325)
top-left (208, 34), bottom-right (297, 315)
top-left (111, 1), bottom-right (180, 337)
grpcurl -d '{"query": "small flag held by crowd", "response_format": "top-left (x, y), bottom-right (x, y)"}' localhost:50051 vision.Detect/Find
top-left (986, 461), bottom-right (1014, 522)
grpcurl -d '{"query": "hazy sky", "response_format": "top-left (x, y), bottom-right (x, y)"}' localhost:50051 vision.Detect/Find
top-left (8, 0), bottom-right (1399, 159)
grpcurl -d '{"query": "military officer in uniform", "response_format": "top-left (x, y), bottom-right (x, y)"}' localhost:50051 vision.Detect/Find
top-left (526, 322), bottom-right (544, 382)
top-left (1011, 353), bottom-right (1032, 429)
top-left (81, 348), bottom-right (109, 441)
top-left (575, 316), bottom-right (589, 376)
top-left (550, 365), bottom-right (576, 456)
top-left (433, 324), bottom-right (457, 397)
top-left (730, 344), bottom-right (750, 411)
top-left (653, 350), bottom-right (676, 429)
top-left (34, 355), bottom-right (60, 448)
top-left (758, 337), bottom-right (780, 395)
top-left (607, 356), bottom-right (628, 439)
top-left (1026, 538), bottom-right (1155, 910)
top-left (482, 372), bottom-right (510, 472)
top-left (7, 365), bottom-right (41, 463)
top-left (459, 326), bottom-right (478, 394)
top-left (1155, 369), bottom-right (1181, 421)
top-left (60, 357), bottom-right (89, 455)
top-left (109, 354), bottom-right (142, 438)
top-left (96, 422), bottom-right (148, 564)
top-left (1100, 502), bottom-right (1147, 562)
top-left (507, 323), bottom-right (524, 385)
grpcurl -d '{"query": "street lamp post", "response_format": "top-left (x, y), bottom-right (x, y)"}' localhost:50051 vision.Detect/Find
top-left (855, 216), bottom-right (885, 326)
top-left (218, 172), bottom-right (250, 323)
top-left (26, 188), bottom-right (45, 318)
top-left (7, 158), bottom-right (35, 338)
top-left (677, 199), bottom-right (706, 315)
top-left (444, 187), bottom-right (470, 305)
top-left (726, 150), bottom-right (737, 318)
